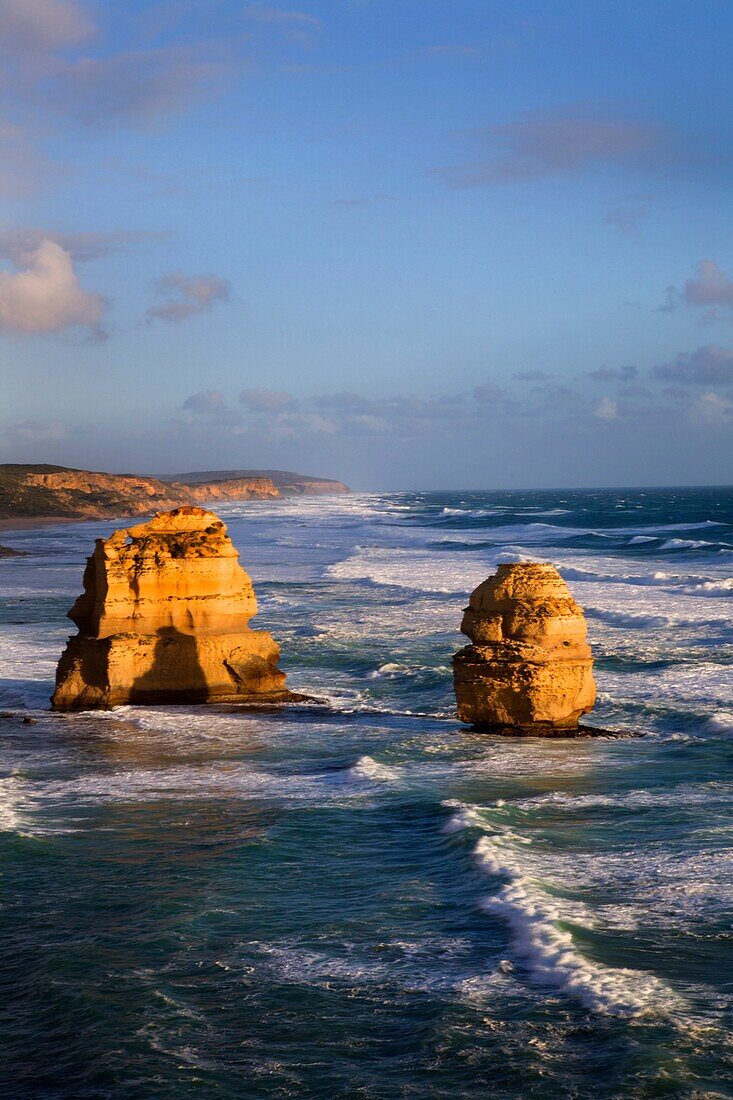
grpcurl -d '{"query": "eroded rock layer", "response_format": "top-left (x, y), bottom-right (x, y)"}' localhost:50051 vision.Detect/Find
top-left (452, 562), bottom-right (596, 733)
top-left (52, 507), bottom-right (292, 710)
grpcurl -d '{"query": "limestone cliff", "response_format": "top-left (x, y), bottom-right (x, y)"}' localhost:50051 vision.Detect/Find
top-left (167, 469), bottom-right (351, 495)
top-left (184, 477), bottom-right (279, 503)
top-left (453, 562), bottom-right (596, 734)
top-left (52, 507), bottom-right (293, 710)
top-left (0, 464), bottom-right (280, 522)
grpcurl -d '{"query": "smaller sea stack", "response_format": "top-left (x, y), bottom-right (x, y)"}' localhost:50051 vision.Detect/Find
top-left (452, 562), bottom-right (596, 735)
top-left (52, 507), bottom-right (294, 711)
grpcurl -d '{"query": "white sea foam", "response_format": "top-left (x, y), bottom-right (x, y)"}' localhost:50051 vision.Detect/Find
top-left (689, 577), bottom-right (733, 593)
top-left (442, 802), bottom-right (487, 834)
top-left (0, 773), bottom-right (24, 834)
top-left (368, 661), bottom-right (451, 680)
top-left (0, 770), bottom-right (75, 838)
top-left (584, 607), bottom-right (672, 629)
top-left (327, 547), bottom-right (489, 594)
top-left (518, 508), bottom-right (573, 516)
top-left (346, 755), bottom-right (400, 782)
top-left (514, 781), bottom-right (733, 811)
top-left (0, 760), bottom-right (391, 823)
top-left (660, 538), bottom-right (712, 551)
top-left (254, 935), bottom-right (512, 997)
top-left (444, 803), bottom-right (676, 1018)
top-left (440, 506), bottom-right (509, 518)
top-left (482, 522), bottom-right (599, 542)
top-left (704, 711), bottom-right (733, 735)
top-left (474, 837), bottom-right (664, 1017)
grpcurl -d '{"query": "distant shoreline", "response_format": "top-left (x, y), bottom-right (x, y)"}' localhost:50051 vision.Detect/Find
top-left (0, 515), bottom-right (83, 533)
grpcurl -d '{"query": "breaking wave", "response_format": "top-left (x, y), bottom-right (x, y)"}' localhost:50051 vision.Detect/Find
top-left (444, 802), bottom-right (675, 1018)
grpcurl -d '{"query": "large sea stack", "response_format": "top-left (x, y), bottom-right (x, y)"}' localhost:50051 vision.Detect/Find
top-left (452, 562), bottom-right (596, 735)
top-left (52, 507), bottom-right (293, 711)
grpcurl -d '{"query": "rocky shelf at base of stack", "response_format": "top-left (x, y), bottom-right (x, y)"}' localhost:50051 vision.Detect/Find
top-left (52, 507), bottom-right (298, 711)
top-left (453, 562), bottom-right (597, 736)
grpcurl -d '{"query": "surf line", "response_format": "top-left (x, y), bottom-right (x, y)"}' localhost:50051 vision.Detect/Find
top-left (442, 800), bottom-right (672, 1019)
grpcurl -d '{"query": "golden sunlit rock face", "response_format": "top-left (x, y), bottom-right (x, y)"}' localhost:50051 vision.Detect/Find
top-left (52, 507), bottom-right (291, 710)
top-left (452, 562), bottom-right (596, 734)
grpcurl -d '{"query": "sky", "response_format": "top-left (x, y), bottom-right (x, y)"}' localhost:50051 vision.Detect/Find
top-left (1, 0), bottom-right (732, 489)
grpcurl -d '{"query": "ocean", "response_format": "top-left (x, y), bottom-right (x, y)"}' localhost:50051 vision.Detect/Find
top-left (0, 487), bottom-right (731, 1098)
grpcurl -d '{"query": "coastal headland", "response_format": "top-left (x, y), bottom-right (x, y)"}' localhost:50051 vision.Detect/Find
top-left (0, 463), bottom-right (350, 529)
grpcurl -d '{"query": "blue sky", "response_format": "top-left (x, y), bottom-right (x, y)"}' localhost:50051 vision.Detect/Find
top-left (1, 0), bottom-right (732, 488)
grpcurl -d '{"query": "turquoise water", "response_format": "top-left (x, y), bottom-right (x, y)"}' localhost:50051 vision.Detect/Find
top-left (0, 488), bottom-right (731, 1098)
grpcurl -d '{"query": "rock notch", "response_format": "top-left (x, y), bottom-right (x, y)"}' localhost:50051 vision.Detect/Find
top-left (52, 507), bottom-right (294, 711)
top-left (452, 562), bottom-right (596, 734)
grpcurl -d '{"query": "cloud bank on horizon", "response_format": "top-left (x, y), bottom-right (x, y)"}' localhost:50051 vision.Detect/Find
top-left (0, 0), bottom-right (731, 488)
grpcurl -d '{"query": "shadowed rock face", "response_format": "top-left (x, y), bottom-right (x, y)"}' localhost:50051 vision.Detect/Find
top-left (452, 562), bottom-right (596, 734)
top-left (52, 507), bottom-right (292, 711)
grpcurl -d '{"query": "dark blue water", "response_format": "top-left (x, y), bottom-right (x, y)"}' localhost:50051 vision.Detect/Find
top-left (1, 488), bottom-right (731, 1098)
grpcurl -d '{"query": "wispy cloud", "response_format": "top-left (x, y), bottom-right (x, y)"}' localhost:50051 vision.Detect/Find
top-left (243, 3), bottom-right (321, 48)
top-left (0, 1), bottom-right (241, 210)
top-left (0, 0), bottom-right (93, 65)
top-left (240, 387), bottom-right (299, 411)
top-left (243, 4), bottom-right (320, 28)
top-left (605, 196), bottom-right (656, 239)
top-left (182, 390), bottom-right (227, 413)
top-left (0, 226), bottom-right (167, 261)
top-left (423, 44), bottom-right (482, 59)
top-left (334, 193), bottom-right (394, 207)
top-left (513, 370), bottom-right (547, 382)
top-left (52, 45), bottom-right (230, 127)
top-left (586, 365), bottom-right (638, 383)
top-left (145, 272), bottom-right (231, 324)
top-left (652, 345), bottom-right (733, 387)
top-left (178, 376), bottom-right (639, 443)
top-left (0, 120), bottom-right (61, 198)
top-left (4, 417), bottom-right (68, 443)
top-left (432, 109), bottom-right (671, 188)
top-left (473, 383), bottom-right (507, 404)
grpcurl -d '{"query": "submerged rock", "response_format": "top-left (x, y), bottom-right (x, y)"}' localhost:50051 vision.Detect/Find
top-left (452, 562), bottom-right (596, 734)
top-left (52, 507), bottom-right (294, 711)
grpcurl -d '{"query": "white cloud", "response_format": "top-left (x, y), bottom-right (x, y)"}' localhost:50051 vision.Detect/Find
top-left (681, 259), bottom-right (733, 308)
top-left (689, 391), bottom-right (732, 428)
top-left (267, 411), bottom-right (338, 439)
top-left (0, 238), bottom-right (105, 335)
top-left (594, 397), bottom-right (618, 420)
top-left (661, 259), bottom-right (733, 316)
top-left (240, 387), bottom-right (299, 411)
